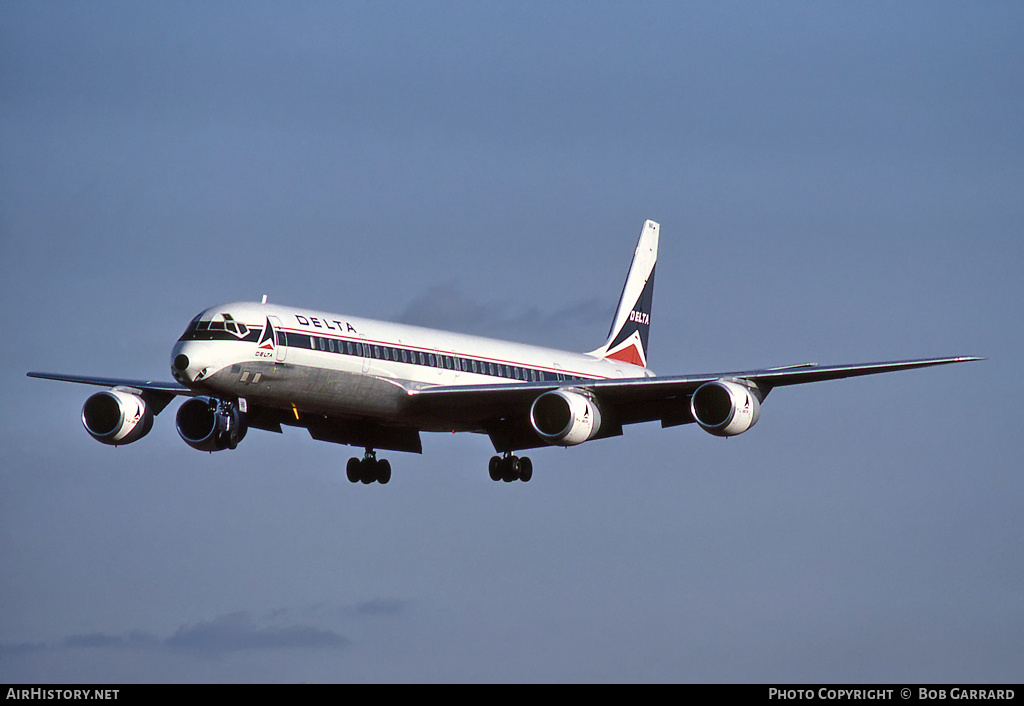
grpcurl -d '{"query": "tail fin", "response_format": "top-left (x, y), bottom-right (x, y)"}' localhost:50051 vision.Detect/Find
top-left (587, 219), bottom-right (659, 368)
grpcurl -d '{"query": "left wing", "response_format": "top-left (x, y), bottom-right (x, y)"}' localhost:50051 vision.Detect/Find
top-left (406, 356), bottom-right (983, 450)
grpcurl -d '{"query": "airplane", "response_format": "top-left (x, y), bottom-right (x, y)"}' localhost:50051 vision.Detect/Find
top-left (28, 220), bottom-right (981, 484)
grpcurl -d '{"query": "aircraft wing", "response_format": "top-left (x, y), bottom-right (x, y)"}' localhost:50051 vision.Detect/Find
top-left (405, 356), bottom-right (982, 449)
top-left (30, 356), bottom-right (981, 452)
top-left (27, 372), bottom-right (193, 414)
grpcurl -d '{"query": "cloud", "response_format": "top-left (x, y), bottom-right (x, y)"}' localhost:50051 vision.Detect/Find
top-left (164, 612), bottom-right (349, 652)
top-left (1, 612), bottom-right (349, 657)
top-left (354, 598), bottom-right (406, 616)
top-left (63, 631), bottom-right (160, 650)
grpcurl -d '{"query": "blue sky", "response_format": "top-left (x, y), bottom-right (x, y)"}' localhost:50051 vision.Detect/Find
top-left (2, 1), bottom-right (1021, 683)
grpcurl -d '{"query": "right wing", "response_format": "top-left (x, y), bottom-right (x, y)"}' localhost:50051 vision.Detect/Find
top-left (27, 372), bottom-right (193, 414)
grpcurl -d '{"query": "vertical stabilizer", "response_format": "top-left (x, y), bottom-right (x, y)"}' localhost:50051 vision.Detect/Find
top-left (588, 220), bottom-right (658, 368)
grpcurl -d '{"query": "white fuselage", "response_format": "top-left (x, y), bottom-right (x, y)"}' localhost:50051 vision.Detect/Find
top-left (171, 301), bottom-right (651, 430)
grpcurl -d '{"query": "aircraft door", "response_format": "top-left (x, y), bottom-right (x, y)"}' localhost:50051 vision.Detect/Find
top-left (269, 316), bottom-right (287, 363)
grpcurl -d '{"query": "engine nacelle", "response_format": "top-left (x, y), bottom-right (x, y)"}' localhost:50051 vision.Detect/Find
top-left (81, 390), bottom-right (154, 445)
top-left (176, 396), bottom-right (247, 452)
top-left (530, 389), bottom-right (603, 446)
top-left (690, 379), bottom-right (761, 437)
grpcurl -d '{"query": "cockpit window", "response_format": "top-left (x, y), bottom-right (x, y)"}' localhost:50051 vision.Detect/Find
top-left (181, 314), bottom-right (202, 339)
top-left (178, 311), bottom-right (251, 342)
top-left (206, 313), bottom-right (248, 337)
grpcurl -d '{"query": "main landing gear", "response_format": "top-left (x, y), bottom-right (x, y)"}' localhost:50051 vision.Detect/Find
top-left (346, 449), bottom-right (391, 485)
top-left (489, 453), bottom-right (533, 483)
top-left (345, 450), bottom-right (534, 485)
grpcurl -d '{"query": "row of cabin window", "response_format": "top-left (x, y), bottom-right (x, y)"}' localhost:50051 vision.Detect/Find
top-left (302, 334), bottom-right (579, 382)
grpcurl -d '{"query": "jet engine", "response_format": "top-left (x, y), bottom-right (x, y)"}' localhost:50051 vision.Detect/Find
top-left (175, 396), bottom-right (247, 451)
top-left (530, 389), bottom-right (603, 446)
top-left (690, 380), bottom-right (761, 437)
top-left (81, 390), bottom-right (154, 445)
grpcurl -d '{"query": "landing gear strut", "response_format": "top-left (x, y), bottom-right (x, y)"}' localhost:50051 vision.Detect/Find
top-left (346, 448), bottom-right (391, 485)
top-left (489, 453), bottom-right (533, 483)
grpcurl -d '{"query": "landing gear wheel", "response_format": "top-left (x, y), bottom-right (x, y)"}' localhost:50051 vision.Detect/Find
top-left (359, 457), bottom-right (376, 484)
top-left (377, 459), bottom-right (391, 485)
top-left (346, 457), bottom-right (361, 483)
top-left (519, 456), bottom-right (533, 482)
top-left (502, 455), bottom-right (521, 482)
top-left (489, 456), bottom-right (502, 481)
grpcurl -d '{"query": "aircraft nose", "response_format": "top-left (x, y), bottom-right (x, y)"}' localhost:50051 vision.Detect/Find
top-left (170, 343), bottom-right (211, 385)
